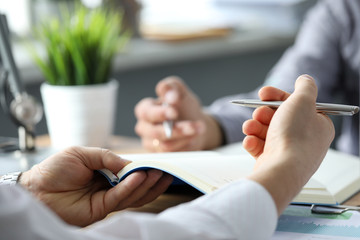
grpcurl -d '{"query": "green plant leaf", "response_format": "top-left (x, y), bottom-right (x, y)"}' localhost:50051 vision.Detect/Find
top-left (28, 3), bottom-right (130, 85)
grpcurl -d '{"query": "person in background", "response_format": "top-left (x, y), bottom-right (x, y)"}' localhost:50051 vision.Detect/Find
top-left (134, 0), bottom-right (359, 156)
top-left (1, 75), bottom-right (335, 239)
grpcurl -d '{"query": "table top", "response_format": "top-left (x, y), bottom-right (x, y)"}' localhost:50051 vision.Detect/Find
top-left (36, 135), bottom-right (147, 154)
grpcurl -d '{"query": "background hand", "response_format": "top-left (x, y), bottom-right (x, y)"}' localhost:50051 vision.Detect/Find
top-left (135, 76), bottom-right (223, 152)
top-left (20, 146), bottom-right (173, 227)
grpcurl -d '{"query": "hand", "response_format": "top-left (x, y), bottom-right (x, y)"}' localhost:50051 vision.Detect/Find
top-left (134, 76), bottom-right (223, 152)
top-left (242, 75), bottom-right (335, 214)
top-left (19, 146), bottom-right (173, 227)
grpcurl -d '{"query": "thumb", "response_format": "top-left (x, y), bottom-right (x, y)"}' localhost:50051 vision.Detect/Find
top-left (284, 74), bottom-right (318, 114)
top-left (72, 146), bottom-right (131, 173)
top-left (292, 74), bottom-right (318, 103)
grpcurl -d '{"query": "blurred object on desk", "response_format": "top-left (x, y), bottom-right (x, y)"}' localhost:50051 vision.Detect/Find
top-left (0, 0), bottom-right (31, 37)
top-left (214, 0), bottom-right (316, 34)
top-left (0, 136), bottom-right (19, 153)
top-left (102, 0), bottom-right (142, 37)
top-left (0, 13), bottom-right (43, 152)
top-left (138, 0), bottom-right (314, 42)
top-left (214, 0), bottom-right (314, 6)
top-left (35, 135), bottom-right (145, 155)
top-left (138, 0), bottom-right (256, 42)
top-left (140, 24), bottom-right (232, 42)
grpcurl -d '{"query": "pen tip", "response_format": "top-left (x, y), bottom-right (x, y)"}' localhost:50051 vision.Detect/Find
top-left (354, 107), bottom-right (359, 114)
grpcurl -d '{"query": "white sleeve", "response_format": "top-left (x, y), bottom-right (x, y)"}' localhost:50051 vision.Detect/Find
top-left (84, 179), bottom-right (278, 240)
top-left (0, 185), bottom-right (82, 240)
top-left (1, 179), bottom-right (277, 240)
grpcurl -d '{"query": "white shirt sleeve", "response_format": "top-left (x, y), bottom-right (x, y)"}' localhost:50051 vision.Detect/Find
top-left (0, 185), bottom-right (81, 240)
top-left (0, 179), bottom-right (277, 240)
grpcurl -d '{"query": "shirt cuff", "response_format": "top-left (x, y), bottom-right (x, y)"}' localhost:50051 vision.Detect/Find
top-left (159, 178), bottom-right (278, 240)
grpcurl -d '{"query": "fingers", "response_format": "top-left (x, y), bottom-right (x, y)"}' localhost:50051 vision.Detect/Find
top-left (137, 120), bottom-right (205, 152)
top-left (294, 74), bottom-right (317, 97)
top-left (258, 86), bottom-right (290, 101)
top-left (258, 75), bottom-right (317, 112)
top-left (135, 75), bottom-right (205, 152)
top-left (242, 107), bottom-right (274, 158)
top-left (243, 107), bottom-right (275, 141)
top-left (130, 173), bottom-right (173, 207)
top-left (252, 106), bottom-right (275, 126)
top-left (276, 75), bottom-right (319, 120)
top-left (155, 76), bottom-right (188, 105)
top-left (102, 171), bottom-right (148, 212)
top-left (291, 74), bottom-right (318, 107)
top-left (135, 76), bottom-right (192, 126)
top-left (136, 76), bottom-right (190, 123)
top-left (243, 81), bottom-right (290, 158)
top-left (289, 75), bottom-right (334, 138)
top-left (64, 146), bottom-right (130, 174)
top-left (137, 120), bottom-right (203, 140)
top-left (135, 98), bottom-right (178, 123)
top-left (242, 119), bottom-right (268, 141)
top-left (106, 169), bottom-right (172, 211)
top-left (243, 135), bottom-right (265, 159)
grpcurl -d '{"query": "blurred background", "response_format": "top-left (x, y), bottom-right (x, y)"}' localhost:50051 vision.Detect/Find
top-left (0, 0), bottom-right (316, 140)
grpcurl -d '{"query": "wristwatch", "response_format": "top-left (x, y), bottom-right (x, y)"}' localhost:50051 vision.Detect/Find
top-left (0, 172), bottom-right (22, 186)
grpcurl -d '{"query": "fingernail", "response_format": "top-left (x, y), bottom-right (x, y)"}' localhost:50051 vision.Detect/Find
top-left (301, 74), bottom-right (313, 81)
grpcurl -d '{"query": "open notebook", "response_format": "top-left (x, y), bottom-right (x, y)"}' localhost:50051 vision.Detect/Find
top-left (99, 142), bottom-right (360, 205)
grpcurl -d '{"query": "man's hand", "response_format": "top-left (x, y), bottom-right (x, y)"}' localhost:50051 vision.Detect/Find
top-left (19, 146), bottom-right (173, 227)
top-left (242, 75), bottom-right (335, 215)
top-left (134, 76), bottom-right (223, 152)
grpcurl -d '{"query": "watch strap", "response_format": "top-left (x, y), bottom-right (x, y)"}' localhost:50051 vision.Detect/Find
top-left (0, 172), bottom-right (22, 186)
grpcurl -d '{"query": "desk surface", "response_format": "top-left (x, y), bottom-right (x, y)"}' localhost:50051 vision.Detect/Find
top-left (36, 135), bottom-right (146, 155)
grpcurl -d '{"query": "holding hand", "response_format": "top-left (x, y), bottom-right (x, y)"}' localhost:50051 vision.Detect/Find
top-left (135, 76), bottom-right (223, 152)
top-left (19, 146), bottom-right (173, 227)
top-left (242, 75), bottom-right (335, 214)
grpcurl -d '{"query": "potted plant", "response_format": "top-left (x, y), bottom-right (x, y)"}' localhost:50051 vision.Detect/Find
top-left (30, 4), bottom-right (130, 149)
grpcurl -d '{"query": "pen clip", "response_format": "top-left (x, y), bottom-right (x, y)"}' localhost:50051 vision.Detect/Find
top-left (310, 204), bottom-right (360, 214)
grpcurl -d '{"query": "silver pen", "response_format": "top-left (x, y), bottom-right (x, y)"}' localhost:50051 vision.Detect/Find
top-left (230, 99), bottom-right (359, 116)
top-left (162, 102), bottom-right (173, 138)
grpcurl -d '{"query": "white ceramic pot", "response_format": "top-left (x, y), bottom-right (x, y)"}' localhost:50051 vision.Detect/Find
top-left (40, 80), bottom-right (119, 150)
